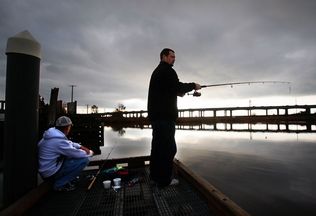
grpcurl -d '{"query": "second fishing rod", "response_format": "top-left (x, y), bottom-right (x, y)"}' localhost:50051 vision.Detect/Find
top-left (188, 80), bottom-right (291, 97)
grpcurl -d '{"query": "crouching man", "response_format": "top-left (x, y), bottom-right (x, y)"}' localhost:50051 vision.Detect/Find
top-left (38, 116), bottom-right (93, 191)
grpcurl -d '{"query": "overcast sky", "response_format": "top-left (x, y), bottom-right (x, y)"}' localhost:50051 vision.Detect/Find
top-left (1, 0), bottom-right (316, 112)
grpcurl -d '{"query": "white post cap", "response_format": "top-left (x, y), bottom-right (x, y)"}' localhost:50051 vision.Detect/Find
top-left (6, 30), bottom-right (41, 59)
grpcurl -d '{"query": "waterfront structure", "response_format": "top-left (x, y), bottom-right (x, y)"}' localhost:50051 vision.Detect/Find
top-left (3, 30), bottom-right (41, 206)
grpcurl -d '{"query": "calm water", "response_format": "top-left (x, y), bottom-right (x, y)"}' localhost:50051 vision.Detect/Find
top-left (93, 126), bottom-right (316, 216)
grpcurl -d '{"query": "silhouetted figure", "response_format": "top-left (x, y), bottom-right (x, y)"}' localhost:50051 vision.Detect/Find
top-left (147, 48), bottom-right (201, 186)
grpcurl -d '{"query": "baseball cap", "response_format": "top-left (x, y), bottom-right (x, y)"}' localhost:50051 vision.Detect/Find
top-left (55, 116), bottom-right (73, 127)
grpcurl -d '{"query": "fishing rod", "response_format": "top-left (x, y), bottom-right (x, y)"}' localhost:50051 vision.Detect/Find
top-left (188, 81), bottom-right (291, 97)
top-left (87, 142), bottom-right (117, 190)
top-left (70, 143), bottom-right (117, 215)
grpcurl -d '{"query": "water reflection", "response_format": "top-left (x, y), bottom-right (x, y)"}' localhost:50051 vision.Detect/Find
top-left (174, 122), bottom-right (315, 133)
top-left (92, 127), bottom-right (151, 161)
top-left (95, 126), bottom-right (316, 216)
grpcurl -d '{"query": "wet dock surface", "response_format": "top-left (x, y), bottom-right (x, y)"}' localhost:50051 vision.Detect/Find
top-left (26, 166), bottom-right (212, 216)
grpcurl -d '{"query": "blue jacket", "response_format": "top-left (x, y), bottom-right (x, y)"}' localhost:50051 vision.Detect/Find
top-left (38, 127), bottom-right (91, 178)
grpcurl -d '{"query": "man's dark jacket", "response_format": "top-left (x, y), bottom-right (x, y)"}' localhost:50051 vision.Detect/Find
top-left (147, 61), bottom-right (195, 121)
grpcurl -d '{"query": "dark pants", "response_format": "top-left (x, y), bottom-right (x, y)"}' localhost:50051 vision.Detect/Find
top-left (150, 120), bottom-right (177, 186)
top-left (44, 157), bottom-right (90, 189)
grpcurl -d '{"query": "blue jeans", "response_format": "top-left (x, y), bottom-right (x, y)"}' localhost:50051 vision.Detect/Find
top-left (150, 120), bottom-right (177, 186)
top-left (53, 157), bottom-right (90, 189)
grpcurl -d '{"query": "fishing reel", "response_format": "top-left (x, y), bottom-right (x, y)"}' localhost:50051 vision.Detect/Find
top-left (187, 91), bottom-right (202, 97)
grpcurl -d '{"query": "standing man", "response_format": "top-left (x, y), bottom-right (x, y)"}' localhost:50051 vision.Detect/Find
top-left (38, 116), bottom-right (93, 191)
top-left (147, 48), bottom-right (201, 187)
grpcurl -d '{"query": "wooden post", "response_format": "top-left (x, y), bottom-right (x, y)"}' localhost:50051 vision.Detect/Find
top-left (47, 88), bottom-right (59, 126)
top-left (3, 30), bottom-right (41, 206)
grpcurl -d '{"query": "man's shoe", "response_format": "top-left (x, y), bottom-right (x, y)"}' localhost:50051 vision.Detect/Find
top-left (71, 176), bottom-right (80, 185)
top-left (55, 183), bottom-right (76, 192)
top-left (169, 178), bottom-right (179, 186)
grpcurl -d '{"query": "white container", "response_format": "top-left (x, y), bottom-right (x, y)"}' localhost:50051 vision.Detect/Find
top-left (103, 180), bottom-right (111, 189)
top-left (113, 178), bottom-right (121, 186)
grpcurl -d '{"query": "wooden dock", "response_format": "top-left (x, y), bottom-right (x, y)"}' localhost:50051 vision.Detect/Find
top-left (1, 156), bottom-right (251, 216)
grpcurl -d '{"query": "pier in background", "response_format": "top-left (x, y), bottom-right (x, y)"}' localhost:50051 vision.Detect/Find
top-left (97, 104), bottom-right (316, 134)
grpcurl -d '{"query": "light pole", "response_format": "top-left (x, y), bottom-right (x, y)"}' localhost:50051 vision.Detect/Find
top-left (69, 84), bottom-right (76, 102)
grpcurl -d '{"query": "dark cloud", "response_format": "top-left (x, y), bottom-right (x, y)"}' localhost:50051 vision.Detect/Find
top-left (1, 0), bottom-right (316, 110)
